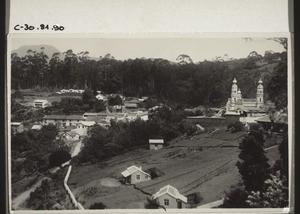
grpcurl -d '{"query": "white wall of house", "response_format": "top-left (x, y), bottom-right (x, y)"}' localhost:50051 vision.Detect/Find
top-left (156, 194), bottom-right (186, 209)
top-left (129, 170), bottom-right (151, 184)
top-left (150, 143), bottom-right (163, 150)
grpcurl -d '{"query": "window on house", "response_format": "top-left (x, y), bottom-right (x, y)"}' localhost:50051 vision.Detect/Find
top-left (136, 175), bottom-right (140, 180)
top-left (164, 199), bottom-right (169, 206)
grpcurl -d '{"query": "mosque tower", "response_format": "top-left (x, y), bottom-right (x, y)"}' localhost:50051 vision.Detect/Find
top-left (231, 78), bottom-right (238, 103)
top-left (256, 78), bottom-right (264, 106)
top-left (229, 78), bottom-right (239, 111)
top-left (237, 88), bottom-right (242, 100)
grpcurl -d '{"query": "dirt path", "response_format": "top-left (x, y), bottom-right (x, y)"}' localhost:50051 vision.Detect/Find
top-left (71, 140), bottom-right (82, 158)
top-left (12, 177), bottom-right (50, 210)
top-left (264, 144), bottom-right (279, 151)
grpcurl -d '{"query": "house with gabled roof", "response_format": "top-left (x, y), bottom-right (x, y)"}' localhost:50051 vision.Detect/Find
top-left (152, 185), bottom-right (187, 209)
top-left (121, 165), bottom-right (151, 184)
top-left (149, 139), bottom-right (164, 150)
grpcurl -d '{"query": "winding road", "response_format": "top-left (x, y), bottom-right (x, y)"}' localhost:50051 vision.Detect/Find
top-left (12, 177), bottom-right (50, 210)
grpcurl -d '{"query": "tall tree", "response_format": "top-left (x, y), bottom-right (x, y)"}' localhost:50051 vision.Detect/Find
top-left (236, 125), bottom-right (270, 192)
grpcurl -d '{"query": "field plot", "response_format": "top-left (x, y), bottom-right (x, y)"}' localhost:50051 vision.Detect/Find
top-left (14, 89), bottom-right (81, 107)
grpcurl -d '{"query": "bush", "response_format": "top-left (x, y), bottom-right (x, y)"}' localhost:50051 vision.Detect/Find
top-left (220, 184), bottom-right (249, 208)
top-left (231, 121), bottom-right (244, 133)
top-left (49, 150), bottom-right (71, 167)
top-left (179, 120), bottom-right (197, 135)
top-left (89, 202), bottom-right (106, 209)
top-left (187, 192), bottom-right (204, 207)
top-left (144, 197), bottom-right (159, 209)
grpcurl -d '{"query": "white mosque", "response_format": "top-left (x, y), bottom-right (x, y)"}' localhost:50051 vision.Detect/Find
top-left (225, 78), bottom-right (269, 122)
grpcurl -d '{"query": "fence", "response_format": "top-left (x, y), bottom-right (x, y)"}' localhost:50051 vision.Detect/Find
top-left (64, 165), bottom-right (85, 210)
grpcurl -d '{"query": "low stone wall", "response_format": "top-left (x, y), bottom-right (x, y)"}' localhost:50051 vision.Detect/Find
top-left (186, 117), bottom-right (227, 127)
top-left (64, 165), bottom-right (84, 210)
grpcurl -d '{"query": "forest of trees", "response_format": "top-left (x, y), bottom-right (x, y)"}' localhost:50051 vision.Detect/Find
top-left (11, 39), bottom-right (287, 109)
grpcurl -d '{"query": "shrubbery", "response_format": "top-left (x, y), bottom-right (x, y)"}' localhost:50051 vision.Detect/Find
top-left (79, 106), bottom-right (194, 164)
top-left (49, 150), bottom-right (71, 167)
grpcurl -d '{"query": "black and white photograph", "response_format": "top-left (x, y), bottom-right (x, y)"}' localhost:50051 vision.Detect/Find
top-left (8, 35), bottom-right (291, 211)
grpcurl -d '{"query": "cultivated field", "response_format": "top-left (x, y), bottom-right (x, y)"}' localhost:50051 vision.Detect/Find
top-left (13, 89), bottom-right (81, 107)
top-left (68, 128), bottom-right (282, 209)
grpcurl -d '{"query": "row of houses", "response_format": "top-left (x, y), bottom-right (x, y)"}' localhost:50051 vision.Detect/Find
top-left (121, 165), bottom-right (187, 208)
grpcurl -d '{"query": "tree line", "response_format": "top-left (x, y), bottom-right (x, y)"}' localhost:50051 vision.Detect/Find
top-left (11, 46), bottom-right (287, 109)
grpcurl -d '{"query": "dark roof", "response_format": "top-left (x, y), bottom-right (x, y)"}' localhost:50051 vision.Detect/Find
top-left (44, 115), bottom-right (84, 120)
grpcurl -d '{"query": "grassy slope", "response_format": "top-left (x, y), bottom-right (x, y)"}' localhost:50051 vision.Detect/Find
top-left (68, 128), bottom-right (281, 209)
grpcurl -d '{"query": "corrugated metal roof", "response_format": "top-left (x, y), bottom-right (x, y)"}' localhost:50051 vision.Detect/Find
top-left (149, 139), bottom-right (164, 144)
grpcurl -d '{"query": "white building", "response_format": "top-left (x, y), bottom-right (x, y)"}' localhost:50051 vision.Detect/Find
top-left (149, 139), bottom-right (164, 150)
top-left (121, 165), bottom-right (151, 184)
top-left (152, 185), bottom-right (187, 209)
top-left (74, 121), bottom-right (96, 136)
top-left (33, 99), bottom-right (50, 108)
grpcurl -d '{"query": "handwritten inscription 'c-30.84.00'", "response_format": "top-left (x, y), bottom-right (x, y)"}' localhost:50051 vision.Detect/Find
top-left (14, 24), bottom-right (65, 31)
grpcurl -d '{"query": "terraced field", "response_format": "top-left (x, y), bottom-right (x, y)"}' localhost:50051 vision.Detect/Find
top-left (68, 128), bottom-right (281, 209)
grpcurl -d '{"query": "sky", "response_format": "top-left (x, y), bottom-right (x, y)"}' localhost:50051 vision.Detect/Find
top-left (11, 37), bottom-right (286, 62)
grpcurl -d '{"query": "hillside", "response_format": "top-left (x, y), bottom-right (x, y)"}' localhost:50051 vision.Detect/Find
top-left (68, 128), bottom-right (281, 209)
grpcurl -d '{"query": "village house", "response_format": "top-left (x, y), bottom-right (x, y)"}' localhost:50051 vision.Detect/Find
top-left (33, 99), bottom-right (50, 108)
top-left (152, 185), bottom-right (188, 209)
top-left (149, 139), bottom-right (164, 150)
top-left (43, 115), bottom-right (84, 127)
top-left (73, 121), bottom-right (96, 136)
top-left (121, 165), bottom-right (151, 184)
top-left (63, 131), bottom-right (80, 141)
top-left (11, 122), bottom-right (24, 134)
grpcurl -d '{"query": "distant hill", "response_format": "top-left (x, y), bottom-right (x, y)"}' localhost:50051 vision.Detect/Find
top-left (11, 45), bottom-right (61, 59)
